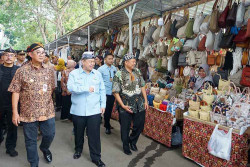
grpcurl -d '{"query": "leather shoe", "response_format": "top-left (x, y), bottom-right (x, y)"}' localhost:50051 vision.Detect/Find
top-left (92, 159), bottom-right (106, 167)
top-left (130, 143), bottom-right (138, 151)
top-left (42, 150), bottom-right (52, 163)
top-left (6, 149), bottom-right (18, 157)
top-left (73, 152), bottom-right (81, 159)
top-left (105, 128), bottom-right (111, 135)
top-left (123, 149), bottom-right (132, 155)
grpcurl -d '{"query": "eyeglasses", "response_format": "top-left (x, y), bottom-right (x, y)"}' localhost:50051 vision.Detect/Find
top-left (35, 51), bottom-right (46, 56)
top-left (4, 54), bottom-right (15, 58)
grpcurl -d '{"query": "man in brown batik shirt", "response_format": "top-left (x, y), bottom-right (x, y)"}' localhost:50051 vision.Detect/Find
top-left (8, 43), bottom-right (55, 167)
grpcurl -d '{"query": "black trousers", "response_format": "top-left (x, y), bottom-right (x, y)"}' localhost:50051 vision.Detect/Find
top-left (104, 95), bottom-right (115, 129)
top-left (23, 118), bottom-right (55, 167)
top-left (56, 81), bottom-right (62, 108)
top-left (61, 95), bottom-right (72, 120)
top-left (72, 114), bottom-right (101, 161)
top-left (0, 108), bottom-right (17, 151)
top-left (119, 110), bottom-right (145, 151)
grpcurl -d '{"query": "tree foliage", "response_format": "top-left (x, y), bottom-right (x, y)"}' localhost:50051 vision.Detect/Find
top-left (0, 0), bottom-right (124, 50)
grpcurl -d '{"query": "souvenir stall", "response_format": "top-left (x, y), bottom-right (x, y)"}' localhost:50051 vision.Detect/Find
top-left (46, 0), bottom-right (250, 165)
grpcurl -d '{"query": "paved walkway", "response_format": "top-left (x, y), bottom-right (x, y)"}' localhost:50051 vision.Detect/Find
top-left (0, 113), bottom-right (198, 167)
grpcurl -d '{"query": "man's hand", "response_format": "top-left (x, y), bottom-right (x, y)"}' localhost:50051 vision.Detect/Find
top-left (100, 108), bottom-right (105, 115)
top-left (144, 102), bottom-right (149, 111)
top-left (89, 86), bottom-right (94, 93)
top-left (12, 112), bottom-right (20, 127)
top-left (122, 105), bottom-right (133, 113)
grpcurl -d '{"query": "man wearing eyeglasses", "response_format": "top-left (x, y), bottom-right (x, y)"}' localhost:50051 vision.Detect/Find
top-left (8, 43), bottom-right (56, 167)
top-left (67, 52), bottom-right (106, 167)
top-left (0, 48), bottom-right (19, 157)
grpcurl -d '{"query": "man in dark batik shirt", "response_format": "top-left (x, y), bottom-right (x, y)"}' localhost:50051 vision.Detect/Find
top-left (112, 53), bottom-right (148, 155)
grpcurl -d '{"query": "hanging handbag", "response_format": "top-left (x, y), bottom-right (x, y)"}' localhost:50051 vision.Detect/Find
top-left (233, 29), bottom-right (247, 43)
top-left (200, 15), bottom-right (210, 34)
top-left (182, 39), bottom-right (193, 52)
top-left (178, 53), bottom-right (187, 66)
top-left (219, 28), bottom-right (234, 49)
top-left (185, 18), bottom-right (195, 38)
top-left (167, 40), bottom-right (175, 56)
top-left (165, 13), bottom-right (173, 39)
top-left (159, 14), bottom-right (170, 38)
top-left (170, 19), bottom-right (178, 38)
top-left (205, 31), bottom-right (215, 51)
top-left (224, 51), bottom-right (234, 70)
top-left (186, 50), bottom-right (196, 66)
top-left (209, 0), bottom-right (221, 33)
top-left (192, 35), bottom-right (200, 50)
top-left (177, 22), bottom-right (188, 38)
top-left (152, 25), bottom-right (161, 43)
top-left (229, 69), bottom-right (242, 87)
top-left (218, 0), bottom-right (232, 28)
top-left (241, 49), bottom-right (249, 65)
top-left (172, 51), bottom-right (180, 69)
top-left (226, 2), bottom-right (238, 27)
top-left (193, 3), bottom-right (206, 34)
top-left (198, 35), bottom-right (206, 51)
top-left (213, 30), bottom-right (223, 51)
top-left (240, 66), bottom-right (250, 87)
top-left (207, 53), bottom-right (216, 66)
top-left (161, 56), bottom-right (168, 69)
top-left (176, 9), bottom-right (189, 29)
top-left (236, 0), bottom-right (246, 27)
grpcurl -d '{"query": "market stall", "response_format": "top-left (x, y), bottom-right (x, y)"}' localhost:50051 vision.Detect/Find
top-left (46, 0), bottom-right (250, 165)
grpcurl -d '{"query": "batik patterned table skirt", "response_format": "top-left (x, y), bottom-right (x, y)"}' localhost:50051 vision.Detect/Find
top-left (182, 117), bottom-right (249, 167)
top-left (143, 106), bottom-right (174, 147)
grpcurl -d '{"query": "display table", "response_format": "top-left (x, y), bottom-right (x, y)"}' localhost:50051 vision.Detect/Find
top-left (182, 114), bottom-right (249, 167)
top-left (143, 106), bottom-right (174, 147)
top-left (111, 105), bottom-right (174, 147)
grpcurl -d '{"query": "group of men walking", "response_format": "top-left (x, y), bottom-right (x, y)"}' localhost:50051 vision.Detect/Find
top-left (0, 43), bottom-right (148, 167)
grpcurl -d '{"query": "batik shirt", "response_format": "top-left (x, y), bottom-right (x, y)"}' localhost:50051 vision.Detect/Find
top-left (112, 67), bottom-right (145, 113)
top-left (8, 62), bottom-right (55, 123)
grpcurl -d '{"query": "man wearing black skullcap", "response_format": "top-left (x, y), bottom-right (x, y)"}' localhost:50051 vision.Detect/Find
top-left (112, 53), bottom-right (148, 155)
top-left (9, 43), bottom-right (56, 167)
top-left (0, 48), bottom-right (19, 157)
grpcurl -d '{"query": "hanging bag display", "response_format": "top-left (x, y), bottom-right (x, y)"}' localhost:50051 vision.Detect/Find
top-left (218, 0), bottom-right (232, 28)
top-left (219, 28), bottom-right (234, 49)
top-left (177, 22), bottom-right (188, 38)
top-left (205, 31), bottom-right (215, 51)
top-left (200, 15), bottom-right (210, 34)
top-left (193, 3), bottom-right (206, 34)
top-left (152, 24), bottom-right (161, 43)
top-left (236, 0), bottom-right (246, 27)
top-left (176, 9), bottom-right (189, 29)
top-left (185, 18), bottom-right (195, 39)
top-left (170, 19), bottom-right (178, 38)
top-left (198, 35), bottom-right (206, 51)
top-left (165, 13), bottom-right (173, 39)
top-left (192, 34), bottom-right (200, 50)
top-left (226, 1), bottom-right (239, 27)
top-left (159, 14), bottom-right (169, 38)
top-left (209, 0), bottom-right (221, 33)
top-left (213, 30), bottom-right (223, 51)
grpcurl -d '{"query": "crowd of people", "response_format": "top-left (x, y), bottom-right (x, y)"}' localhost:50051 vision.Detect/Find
top-left (0, 42), bottom-right (148, 167)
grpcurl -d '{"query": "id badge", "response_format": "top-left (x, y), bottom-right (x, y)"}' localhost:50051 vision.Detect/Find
top-left (43, 84), bottom-right (48, 92)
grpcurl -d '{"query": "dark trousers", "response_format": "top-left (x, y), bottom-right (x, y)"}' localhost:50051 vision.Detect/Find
top-left (119, 110), bottom-right (145, 151)
top-left (23, 118), bottom-right (55, 167)
top-left (104, 95), bottom-right (115, 129)
top-left (56, 81), bottom-right (62, 109)
top-left (72, 114), bottom-right (101, 161)
top-left (61, 95), bottom-right (72, 120)
top-left (0, 109), bottom-right (17, 150)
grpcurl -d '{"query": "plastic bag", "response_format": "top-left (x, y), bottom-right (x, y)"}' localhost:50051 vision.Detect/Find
top-left (208, 124), bottom-right (232, 161)
top-left (171, 126), bottom-right (182, 146)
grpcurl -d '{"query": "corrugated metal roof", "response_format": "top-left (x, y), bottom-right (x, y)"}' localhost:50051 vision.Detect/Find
top-left (45, 0), bottom-right (231, 50)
